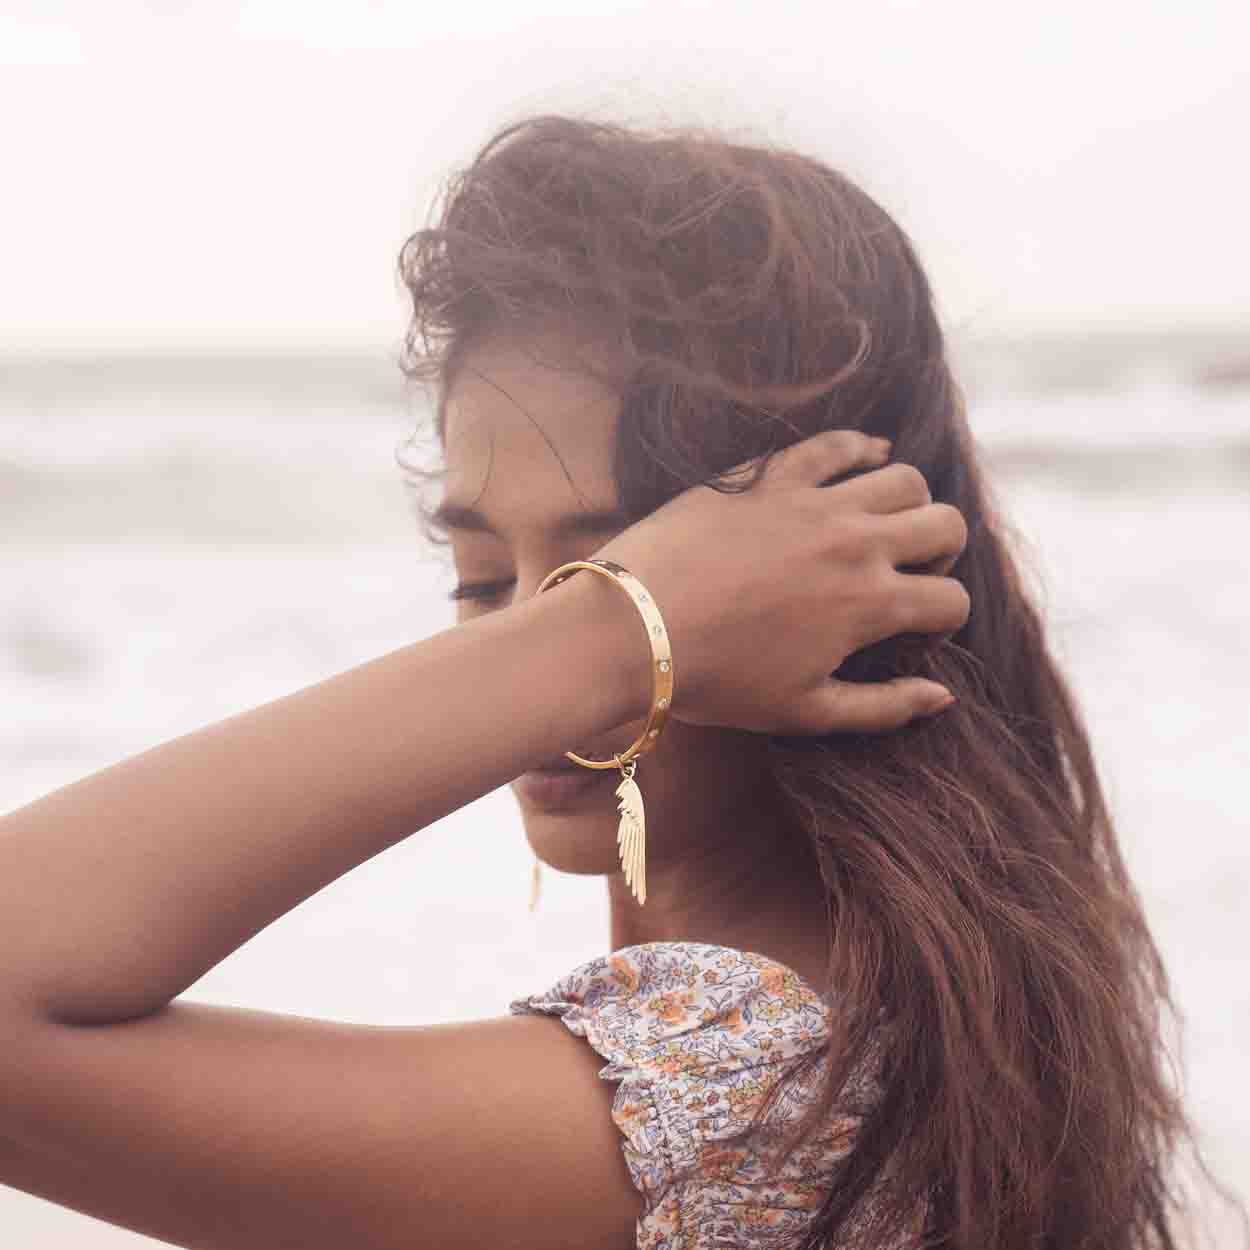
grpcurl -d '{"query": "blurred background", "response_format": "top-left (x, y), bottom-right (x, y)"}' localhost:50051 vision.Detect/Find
top-left (2, 1), bottom-right (1247, 1243)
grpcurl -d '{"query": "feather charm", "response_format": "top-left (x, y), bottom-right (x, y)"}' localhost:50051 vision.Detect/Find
top-left (614, 767), bottom-right (647, 905)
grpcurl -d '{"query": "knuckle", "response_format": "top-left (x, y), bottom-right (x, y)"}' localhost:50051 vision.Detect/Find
top-left (936, 581), bottom-right (972, 635)
top-left (870, 568), bottom-right (909, 631)
top-left (827, 427), bottom-right (869, 450)
top-left (795, 493), bottom-right (830, 530)
top-left (886, 584), bottom-right (914, 633)
top-left (785, 441), bottom-right (820, 478)
top-left (954, 581), bottom-right (973, 625)
top-left (804, 429), bottom-right (856, 467)
top-left (935, 502), bottom-right (969, 551)
top-left (807, 428), bottom-right (870, 472)
top-left (891, 462), bottom-right (932, 503)
top-left (827, 510), bottom-right (874, 560)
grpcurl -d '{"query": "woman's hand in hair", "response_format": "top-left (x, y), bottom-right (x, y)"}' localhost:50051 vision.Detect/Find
top-left (592, 428), bottom-right (970, 736)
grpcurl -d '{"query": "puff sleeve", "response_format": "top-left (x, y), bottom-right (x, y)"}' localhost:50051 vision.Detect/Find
top-left (508, 940), bottom-right (880, 1249)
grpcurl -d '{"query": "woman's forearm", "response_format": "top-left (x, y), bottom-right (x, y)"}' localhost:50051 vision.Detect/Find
top-left (0, 573), bottom-right (652, 1026)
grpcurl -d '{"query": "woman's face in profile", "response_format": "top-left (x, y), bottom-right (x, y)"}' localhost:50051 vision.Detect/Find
top-left (438, 330), bottom-right (788, 890)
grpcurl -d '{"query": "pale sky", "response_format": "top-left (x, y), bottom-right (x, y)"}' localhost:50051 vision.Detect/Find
top-left (1, 0), bottom-right (1247, 354)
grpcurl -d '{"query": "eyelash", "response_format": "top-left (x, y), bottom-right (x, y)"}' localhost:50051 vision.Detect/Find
top-left (448, 578), bottom-right (516, 604)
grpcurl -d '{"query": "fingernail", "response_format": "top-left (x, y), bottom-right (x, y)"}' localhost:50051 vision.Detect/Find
top-left (925, 692), bottom-right (957, 716)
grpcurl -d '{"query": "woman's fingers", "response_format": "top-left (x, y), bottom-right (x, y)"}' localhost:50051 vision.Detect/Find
top-left (886, 571), bottom-right (972, 639)
top-left (721, 428), bottom-right (890, 486)
top-left (594, 425), bottom-right (974, 738)
top-left (833, 459), bottom-right (933, 513)
top-left (875, 503), bottom-right (968, 575)
top-left (795, 675), bottom-right (957, 736)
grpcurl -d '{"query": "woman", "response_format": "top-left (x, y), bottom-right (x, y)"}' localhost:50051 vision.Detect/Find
top-left (0, 114), bottom-right (1231, 1250)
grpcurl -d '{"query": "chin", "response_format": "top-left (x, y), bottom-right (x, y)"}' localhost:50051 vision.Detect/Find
top-left (517, 809), bottom-right (620, 876)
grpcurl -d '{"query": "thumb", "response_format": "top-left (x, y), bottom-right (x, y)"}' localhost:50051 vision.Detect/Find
top-left (794, 677), bottom-right (956, 735)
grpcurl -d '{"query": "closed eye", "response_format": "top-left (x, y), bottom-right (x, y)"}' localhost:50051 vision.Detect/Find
top-left (448, 578), bottom-right (516, 604)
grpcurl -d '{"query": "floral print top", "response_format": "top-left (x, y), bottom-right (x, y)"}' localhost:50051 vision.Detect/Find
top-left (508, 940), bottom-right (925, 1249)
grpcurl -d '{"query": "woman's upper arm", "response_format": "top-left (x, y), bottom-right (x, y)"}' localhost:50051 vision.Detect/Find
top-left (0, 1001), bottom-right (642, 1250)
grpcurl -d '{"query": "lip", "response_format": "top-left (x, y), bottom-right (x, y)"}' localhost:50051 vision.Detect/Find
top-left (515, 766), bottom-right (614, 809)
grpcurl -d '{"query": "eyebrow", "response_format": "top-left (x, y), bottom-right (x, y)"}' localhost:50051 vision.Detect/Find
top-left (430, 499), bottom-right (632, 537)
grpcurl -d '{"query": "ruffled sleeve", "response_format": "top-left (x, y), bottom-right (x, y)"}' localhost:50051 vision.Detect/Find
top-left (508, 940), bottom-right (881, 1249)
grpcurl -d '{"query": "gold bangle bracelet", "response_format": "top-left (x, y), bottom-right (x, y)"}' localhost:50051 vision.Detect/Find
top-left (533, 558), bottom-right (672, 908)
top-left (535, 558), bottom-right (674, 768)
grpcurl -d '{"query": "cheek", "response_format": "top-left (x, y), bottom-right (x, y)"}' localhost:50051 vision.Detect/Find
top-left (625, 723), bottom-right (721, 801)
top-left (648, 725), bottom-right (773, 799)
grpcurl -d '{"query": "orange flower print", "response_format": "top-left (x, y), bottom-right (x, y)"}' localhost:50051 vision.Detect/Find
top-left (647, 989), bottom-right (695, 1025)
top-left (699, 1146), bottom-right (748, 1180)
top-left (510, 943), bottom-right (882, 1250)
top-left (646, 1200), bottom-right (679, 1238)
top-left (759, 964), bottom-right (789, 996)
top-left (786, 1181), bottom-right (828, 1211)
top-left (608, 954), bottom-right (639, 994)
top-left (726, 1081), bottom-right (765, 1117)
top-left (614, 1099), bottom-right (650, 1133)
top-left (755, 999), bottom-right (781, 1025)
top-left (743, 1207), bottom-right (786, 1228)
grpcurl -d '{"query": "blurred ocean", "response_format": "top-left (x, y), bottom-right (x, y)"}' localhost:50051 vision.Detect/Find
top-left (1, 335), bottom-right (1247, 1244)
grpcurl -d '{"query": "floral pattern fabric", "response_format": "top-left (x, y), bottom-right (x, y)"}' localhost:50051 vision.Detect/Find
top-left (508, 940), bottom-right (919, 1249)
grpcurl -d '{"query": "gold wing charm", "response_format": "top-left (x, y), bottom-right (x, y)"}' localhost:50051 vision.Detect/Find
top-left (615, 770), bottom-right (647, 905)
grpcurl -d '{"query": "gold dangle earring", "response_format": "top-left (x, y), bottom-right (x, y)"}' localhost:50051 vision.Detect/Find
top-left (529, 856), bottom-right (542, 912)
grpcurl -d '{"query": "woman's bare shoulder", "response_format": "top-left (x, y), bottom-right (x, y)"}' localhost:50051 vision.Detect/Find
top-left (0, 1001), bottom-right (641, 1250)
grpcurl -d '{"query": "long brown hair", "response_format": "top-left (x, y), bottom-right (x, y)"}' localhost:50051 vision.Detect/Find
top-left (393, 112), bottom-right (1243, 1250)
